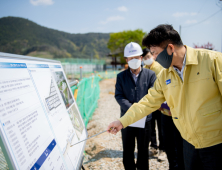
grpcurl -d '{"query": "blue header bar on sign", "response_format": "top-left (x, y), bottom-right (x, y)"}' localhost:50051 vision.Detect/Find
top-left (30, 139), bottom-right (56, 170)
top-left (27, 64), bottom-right (49, 68)
top-left (0, 63), bottom-right (27, 68)
top-left (49, 65), bottom-right (61, 68)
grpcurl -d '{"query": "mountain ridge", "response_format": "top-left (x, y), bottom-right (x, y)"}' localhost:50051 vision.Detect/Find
top-left (0, 16), bottom-right (110, 59)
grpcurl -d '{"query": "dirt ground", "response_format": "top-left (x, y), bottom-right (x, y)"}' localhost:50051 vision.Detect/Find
top-left (83, 78), bottom-right (169, 170)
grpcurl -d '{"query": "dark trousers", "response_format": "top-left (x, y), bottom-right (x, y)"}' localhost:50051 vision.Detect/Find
top-left (161, 114), bottom-right (184, 170)
top-left (183, 139), bottom-right (222, 170)
top-left (121, 121), bottom-right (151, 170)
top-left (150, 110), bottom-right (164, 150)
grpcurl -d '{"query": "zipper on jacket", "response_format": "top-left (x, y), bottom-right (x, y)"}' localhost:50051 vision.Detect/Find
top-left (183, 66), bottom-right (202, 148)
top-left (186, 96), bottom-right (202, 148)
top-left (172, 66), bottom-right (201, 146)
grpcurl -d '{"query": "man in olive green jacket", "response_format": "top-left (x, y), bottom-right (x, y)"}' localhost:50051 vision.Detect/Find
top-left (108, 24), bottom-right (222, 170)
top-left (143, 48), bottom-right (184, 169)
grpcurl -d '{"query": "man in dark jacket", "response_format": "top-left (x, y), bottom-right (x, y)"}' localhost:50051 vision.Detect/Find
top-left (115, 42), bottom-right (156, 170)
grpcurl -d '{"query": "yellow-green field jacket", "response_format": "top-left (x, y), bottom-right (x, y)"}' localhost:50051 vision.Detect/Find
top-left (144, 61), bottom-right (163, 76)
top-left (120, 46), bottom-right (222, 148)
top-left (144, 61), bottom-right (171, 116)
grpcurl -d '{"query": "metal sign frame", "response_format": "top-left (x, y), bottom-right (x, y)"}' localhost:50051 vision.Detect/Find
top-left (0, 52), bottom-right (87, 170)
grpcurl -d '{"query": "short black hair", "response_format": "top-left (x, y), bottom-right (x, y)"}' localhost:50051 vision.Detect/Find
top-left (142, 24), bottom-right (183, 49)
top-left (141, 48), bottom-right (150, 57)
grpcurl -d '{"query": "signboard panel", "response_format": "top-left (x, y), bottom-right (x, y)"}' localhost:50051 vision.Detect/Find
top-left (0, 52), bottom-right (87, 170)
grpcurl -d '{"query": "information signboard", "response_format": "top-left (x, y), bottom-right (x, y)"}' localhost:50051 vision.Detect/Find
top-left (0, 52), bottom-right (87, 170)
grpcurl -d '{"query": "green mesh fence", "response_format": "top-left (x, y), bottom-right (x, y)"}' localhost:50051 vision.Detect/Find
top-left (56, 58), bottom-right (106, 65)
top-left (71, 85), bottom-right (78, 95)
top-left (70, 71), bottom-right (119, 126)
top-left (71, 76), bottom-right (101, 126)
top-left (95, 70), bottom-right (119, 79)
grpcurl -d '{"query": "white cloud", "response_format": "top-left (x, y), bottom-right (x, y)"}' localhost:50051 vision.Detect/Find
top-left (100, 16), bottom-right (125, 24)
top-left (117, 6), bottom-right (128, 12)
top-left (30, 0), bottom-right (54, 6)
top-left (185, 20), bottom-right (197, 24)
top-left (172, 12), bottom-right (197, 18)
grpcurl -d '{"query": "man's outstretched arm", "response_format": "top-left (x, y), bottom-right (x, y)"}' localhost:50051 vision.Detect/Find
top-left (107, 77), bottom-right (165, 134)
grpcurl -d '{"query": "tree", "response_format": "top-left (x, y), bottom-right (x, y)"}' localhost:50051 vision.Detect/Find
top-left (193, 42), bottom-right (216, 51)
top-left (107, 29), bottom-right (146, 63)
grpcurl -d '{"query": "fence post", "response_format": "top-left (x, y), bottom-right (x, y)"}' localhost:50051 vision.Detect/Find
top-left (80, 66), bottom-right (83, 80)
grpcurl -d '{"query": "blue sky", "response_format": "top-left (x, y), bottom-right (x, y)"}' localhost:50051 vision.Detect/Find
top-left (0, 0), bottom-right (222, 51)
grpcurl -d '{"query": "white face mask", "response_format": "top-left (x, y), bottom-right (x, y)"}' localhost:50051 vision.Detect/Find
top-left (143, 58), bottom-right (154, 65)
top-left (128, 59), bottom-right (141, 69)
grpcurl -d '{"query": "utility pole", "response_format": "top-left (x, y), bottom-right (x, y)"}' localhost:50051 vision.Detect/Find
top-left (80, 66), bottom-right (83, 80)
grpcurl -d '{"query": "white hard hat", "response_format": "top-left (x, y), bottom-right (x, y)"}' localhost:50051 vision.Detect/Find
top-left (124, 42), bottom-right (143, 58)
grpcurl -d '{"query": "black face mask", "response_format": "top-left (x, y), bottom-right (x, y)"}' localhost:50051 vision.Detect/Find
top-left (156, 45), bottom-right (173, 68)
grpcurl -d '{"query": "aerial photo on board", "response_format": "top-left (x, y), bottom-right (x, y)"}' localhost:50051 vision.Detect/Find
top-left (53, 71), bottom-right (74, 109)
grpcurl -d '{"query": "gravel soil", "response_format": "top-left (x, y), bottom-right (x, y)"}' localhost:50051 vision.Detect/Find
top-left (83, 78), bottom-right (169, 170)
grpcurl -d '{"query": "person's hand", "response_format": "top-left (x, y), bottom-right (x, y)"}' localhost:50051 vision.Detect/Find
top-left (107, 120), bottom-right (124, 135)
top-left (158, 107), bottom-right (163, 111)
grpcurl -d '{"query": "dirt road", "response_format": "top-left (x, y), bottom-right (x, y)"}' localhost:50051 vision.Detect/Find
top-left (83, 78), bottom-right (169, 170)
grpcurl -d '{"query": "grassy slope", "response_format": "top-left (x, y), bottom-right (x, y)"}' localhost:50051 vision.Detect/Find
top-left (0, 17), bottom-right (110, 58)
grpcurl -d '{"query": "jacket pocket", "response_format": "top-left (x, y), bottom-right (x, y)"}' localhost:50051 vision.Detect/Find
top-left (198, 102), bottom-right (221, 116)
top-left (195, 102), bottom-right (222, 139)
top-left (202, 110), bottom-right (221, 117)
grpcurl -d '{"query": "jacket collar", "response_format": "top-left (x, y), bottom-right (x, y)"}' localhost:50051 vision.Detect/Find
top-left (185, 45), bottom-right (198, 65)
top-left (150, 61), bottom-right (158, 70)
top-left (168, 45), bottom-right (198, 72)
top-left (127, 66), bottom-right (143, 84)
top-left (127, 66), bottom-right (143, 74)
